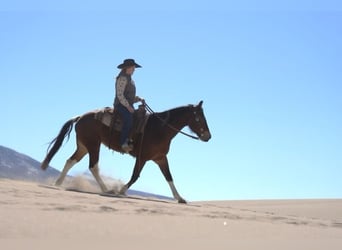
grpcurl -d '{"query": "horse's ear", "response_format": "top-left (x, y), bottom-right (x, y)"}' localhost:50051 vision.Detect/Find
top-left (198, 100), bottom-right (203, 107)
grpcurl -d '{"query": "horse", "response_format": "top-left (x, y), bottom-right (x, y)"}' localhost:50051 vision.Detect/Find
top-left (41, 101), bottom-right (211, 203)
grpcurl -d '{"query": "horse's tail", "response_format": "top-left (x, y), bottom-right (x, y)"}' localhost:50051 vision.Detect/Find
top-left (41, 116), bottom-right (81, 170)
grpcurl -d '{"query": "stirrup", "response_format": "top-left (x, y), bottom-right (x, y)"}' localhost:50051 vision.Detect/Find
top-left (121, 142), bottom-right (133, 153)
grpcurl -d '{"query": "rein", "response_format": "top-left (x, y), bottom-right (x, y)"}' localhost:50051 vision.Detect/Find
top-left (144, 102), bottom-right (199, 140)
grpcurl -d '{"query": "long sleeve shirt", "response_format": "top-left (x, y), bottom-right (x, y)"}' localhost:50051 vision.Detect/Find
top-left (114, 75), bottom-right (140, 108)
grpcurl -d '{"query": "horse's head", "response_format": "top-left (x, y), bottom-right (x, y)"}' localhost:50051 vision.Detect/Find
top-left (188, 101), bottom-right (211, 142)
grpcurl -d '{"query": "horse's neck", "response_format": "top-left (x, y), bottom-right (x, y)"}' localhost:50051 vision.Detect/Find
top-left (159, 107), bottom-right (191, 133)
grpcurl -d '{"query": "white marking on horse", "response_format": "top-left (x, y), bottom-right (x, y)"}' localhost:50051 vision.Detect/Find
top-left (55, 159), bottom-right (77, 186)
top-left (168, 181), bottom-right (185, 202)
top-left (90, 163), bottom-right (108, 193)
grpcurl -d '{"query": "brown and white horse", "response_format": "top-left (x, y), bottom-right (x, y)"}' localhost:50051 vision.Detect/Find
top-left (41, 101), bottom-right (211, 203)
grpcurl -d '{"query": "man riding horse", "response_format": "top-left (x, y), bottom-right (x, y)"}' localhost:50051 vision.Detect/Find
top-left (40, 58), bottom-right (211, 203)
top-left (113, 59), bottom-right (144, 153)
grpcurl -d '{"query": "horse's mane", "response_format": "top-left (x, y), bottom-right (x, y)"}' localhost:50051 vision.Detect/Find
top-left (154, 104), bottom-right (193, 116)
top-left (147, 105), bottom-right (194, 127)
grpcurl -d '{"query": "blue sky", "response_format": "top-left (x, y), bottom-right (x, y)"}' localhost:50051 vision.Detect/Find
top-left (1, 1), bottom-right (342, 201)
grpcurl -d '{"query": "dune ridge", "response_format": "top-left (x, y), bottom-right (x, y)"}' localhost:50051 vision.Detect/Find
top-left (0, 178), bottom-right (341, 249)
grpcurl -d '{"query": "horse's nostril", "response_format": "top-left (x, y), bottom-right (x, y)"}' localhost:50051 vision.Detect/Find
top-left (200, 131), bottom-right (211, 141)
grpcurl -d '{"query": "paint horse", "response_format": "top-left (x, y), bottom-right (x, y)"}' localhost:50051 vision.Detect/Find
top-left (41, 101), bottom-right (211, 203)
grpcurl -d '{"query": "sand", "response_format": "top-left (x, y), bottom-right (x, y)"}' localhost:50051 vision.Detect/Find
top-left (0, 178), bottom-right (341, 249)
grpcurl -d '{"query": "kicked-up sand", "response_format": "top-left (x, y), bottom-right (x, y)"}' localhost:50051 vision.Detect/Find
top-left (0, 178), bottom-right (341, 249)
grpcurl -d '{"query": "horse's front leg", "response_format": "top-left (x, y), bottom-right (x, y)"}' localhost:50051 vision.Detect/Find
top-left (154, 156), bottom-right (186, 204)
top-left (119, 158), bottom-right (146, 195)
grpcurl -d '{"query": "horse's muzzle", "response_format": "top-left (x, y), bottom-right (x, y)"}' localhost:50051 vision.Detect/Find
top-left (200, 131), bottom-right (211, 142)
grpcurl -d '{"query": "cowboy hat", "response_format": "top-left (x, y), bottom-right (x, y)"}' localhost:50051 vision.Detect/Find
top-left (117, 59), bottom-right (142, 69)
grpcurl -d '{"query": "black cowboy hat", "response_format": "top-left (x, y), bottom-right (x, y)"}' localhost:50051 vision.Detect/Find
top-left (117, 59), bottom-right (142, 69)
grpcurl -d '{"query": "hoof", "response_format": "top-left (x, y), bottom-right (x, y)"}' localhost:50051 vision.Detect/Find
top-left (119, 190), bottom-right (127, 196)
top-left (178, 198), bottom-right (187, 204)
top-left (105, 189), bottom-right (117, 195)
top-left (55, 180), bottom-right (62, 186)
top-left (119, 186), bottom-right (128, 195)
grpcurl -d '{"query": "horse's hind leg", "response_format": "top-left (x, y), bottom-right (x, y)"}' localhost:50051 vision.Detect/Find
top-left (90, 164), bottom-right (108, 193)
top-left (55, 159), bottom-right (77, 186)
top-left (55, 142), bottom-right (87, 186)
top-left (88, 144), bottom-right (108, 193)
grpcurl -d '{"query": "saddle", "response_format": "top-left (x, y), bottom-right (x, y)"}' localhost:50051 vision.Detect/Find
top-left (94, 105), bottom-right (149, 135)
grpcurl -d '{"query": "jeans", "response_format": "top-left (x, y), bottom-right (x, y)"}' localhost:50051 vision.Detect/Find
top-left (115, 104), bottom-right (133, 145)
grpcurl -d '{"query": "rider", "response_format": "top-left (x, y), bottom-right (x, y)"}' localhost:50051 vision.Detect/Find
top-left (114, 58), bottom-right (144, 153)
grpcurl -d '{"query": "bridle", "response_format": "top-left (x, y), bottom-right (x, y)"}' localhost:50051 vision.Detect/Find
top-left (144, 102), bottom-right (200, 140)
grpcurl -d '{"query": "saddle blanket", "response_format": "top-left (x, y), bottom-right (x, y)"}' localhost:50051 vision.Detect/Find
top-left (93, 107), bottom-right (149, 134)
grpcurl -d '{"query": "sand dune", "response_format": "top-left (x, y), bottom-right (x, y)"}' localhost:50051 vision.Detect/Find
top-left (0, 178), bottom-right (341, 249)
